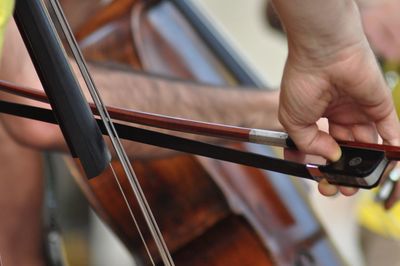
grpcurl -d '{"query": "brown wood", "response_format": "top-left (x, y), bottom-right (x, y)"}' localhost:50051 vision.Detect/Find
top-left (0, 80), bottom-right (252, 142)
top-left (75, 0), bottom-right (136, 40)
top-left (128, 2), bottom-right (343, 264)
top-left (173, 216), bottom-right (275, 266)
top-left (6, 2), bottom-right (391, 264)
top-left (56, 0), bottom-right (346, 265)
top-left (86, 155), bottom-right (232, 263)
top-left (60, 0), bottom-right (105, 31)
top-left (76, 0), bottom-right (142, 69)
top-left (3, 79), bottom-right (400, 161)
top-left (338, 140), bottom-right (400, 160)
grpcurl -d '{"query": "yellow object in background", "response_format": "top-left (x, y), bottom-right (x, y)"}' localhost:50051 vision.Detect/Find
top-left (357, 61), bottom-right (400, 238)
top-left (0, 0), bottom-right (15, 55)
top-left (358, 190), bottom-right (400, 239)
top-left (384, 61), bottom-right (400, 116)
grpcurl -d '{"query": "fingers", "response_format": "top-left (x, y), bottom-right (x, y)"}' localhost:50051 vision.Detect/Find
top-left (339, 186), bottom-right (358, 196)
top-left (330, 121), bottom-right (382, 145)
top-left (318, 180), bottom-right (358, 197)
top-left (286, 123), bottom-right (359, 197)
top-left (318, 179), bottom-right (338, 196)
top-left (359, 64), bottom-right (400, 146)
top-left (285, 123), bottom-right (342, 162)
top-left (278, 36), bottom-right (399, 200)
top-left (375, 109), bottom-right (400, 146)
top-left (352, 123), bottom-right (377, 142)
top-left (329, 123), bottom-right (354, 141)
top-left (286, 144), bottom-right (357, 197)
top-left (289, 121), bottom-right (377, 198)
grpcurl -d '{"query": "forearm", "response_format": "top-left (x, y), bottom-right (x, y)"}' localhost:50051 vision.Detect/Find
top-left (0, 20), bottom-right (281, 158)
top-left (271, 0), bottom-right (365, 58)
top-left (86, 65), bottom-right (281, 158)
top-left (88, 64), bottom-right (281, 131)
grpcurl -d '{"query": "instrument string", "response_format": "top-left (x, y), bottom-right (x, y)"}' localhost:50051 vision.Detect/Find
top-left (47, 1), bottom-right (174, 265)
top-left (110, 164), bottom-right (155, 265)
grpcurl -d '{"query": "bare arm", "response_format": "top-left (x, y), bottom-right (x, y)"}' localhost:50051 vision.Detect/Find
top-left (271, 0), bottom-right (400, 195)
top-left (0, 20), bottom-right (281, 159)
top-left (272, 0), bottom-right (363, 57)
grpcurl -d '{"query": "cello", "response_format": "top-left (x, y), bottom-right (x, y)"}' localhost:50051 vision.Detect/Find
top-left (61, 0), bottom-right (345, 265)
top-left (3, 0), bottom-right (390, 265)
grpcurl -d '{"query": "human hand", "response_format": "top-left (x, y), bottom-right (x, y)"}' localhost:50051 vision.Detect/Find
top-left (279, 38), bottom-right (400, 196)
top-left (271, 0), bottom-right (400, 196)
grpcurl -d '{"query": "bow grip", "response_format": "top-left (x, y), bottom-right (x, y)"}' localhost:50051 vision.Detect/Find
top-left (14, 0), bottom-right (111, 178)
top-left (307, 146), bottom-right (389, 188)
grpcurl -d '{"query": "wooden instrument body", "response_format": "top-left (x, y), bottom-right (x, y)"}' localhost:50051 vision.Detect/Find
top-left (62, 0), bottom-right (345, 265)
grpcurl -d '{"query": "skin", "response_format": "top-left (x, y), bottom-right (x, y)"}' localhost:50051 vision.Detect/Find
top-left (361, 0), bottom-right (400, 61)
top-left (1, 0), bottom-right (400, 264)
top-left (0, 122), bottom-right (43, 266)
top-left (0, 20), bottom-right (282, 159)
top-left (0, 20), bottom-right (281, 264)
top-left (271, 0), bottom-right (400, 196)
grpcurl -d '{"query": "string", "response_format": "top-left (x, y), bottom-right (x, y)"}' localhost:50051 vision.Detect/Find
top-left (46, 0), bottom-right (174, 265)
top-left (110, 165), bottom-right (155, 265)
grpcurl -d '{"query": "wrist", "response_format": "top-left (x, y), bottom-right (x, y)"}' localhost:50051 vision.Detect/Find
top-left (282, 1), bottom-right (366, 61)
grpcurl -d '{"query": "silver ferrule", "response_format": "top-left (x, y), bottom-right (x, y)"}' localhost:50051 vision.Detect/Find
top-left (249, 129), bottom-right (289, 148)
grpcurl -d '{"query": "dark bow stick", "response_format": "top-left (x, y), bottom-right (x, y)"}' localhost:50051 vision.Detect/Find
top-left (14, 0), bottom-right (174, 264)
top-left (14, 0), bottom-right (111, 178)
top-left (2, 79), bottom-right (400, 158)
top-left (9, 0), bottom-right (397, 193)
top-left (0, 80), bottom-right (393, 189)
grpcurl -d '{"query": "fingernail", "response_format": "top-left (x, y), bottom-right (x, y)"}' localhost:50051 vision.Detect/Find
top-left (330, 147), bottom-right (342, 162)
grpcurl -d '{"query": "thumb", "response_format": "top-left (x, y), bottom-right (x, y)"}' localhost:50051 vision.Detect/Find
top-left (288, 123), bottom-right (342, 162)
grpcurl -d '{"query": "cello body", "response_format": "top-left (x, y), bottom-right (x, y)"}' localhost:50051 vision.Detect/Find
top-left (61, 0), bottom-right (345, 265)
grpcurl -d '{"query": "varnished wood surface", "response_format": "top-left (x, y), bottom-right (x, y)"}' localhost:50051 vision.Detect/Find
top-left (88, 155), bottom-right (232, 264)
top-left (60, 0), bottom-right (345, 265)
top-left (173, 216), bottom-right (275, 266)
top-left (0, 80), bottom-right (252, 142)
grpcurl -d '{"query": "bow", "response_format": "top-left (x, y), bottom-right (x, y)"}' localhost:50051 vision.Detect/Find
top-left (14, 0), bottom-right (173, 264)
top-left (0, 79), bottom-right (396, 189)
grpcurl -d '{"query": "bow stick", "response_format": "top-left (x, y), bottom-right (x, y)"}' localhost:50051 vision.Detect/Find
top-left (11, 1), bottom-right (396, 265)
top-left (14, 0), bottom-right (173, 265)
top-left (1, 80), bottom-right (399, 157)
top-left (0, 80), bottom-right (395, 189)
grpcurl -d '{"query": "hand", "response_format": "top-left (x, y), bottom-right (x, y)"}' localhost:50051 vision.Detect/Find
top-left (361, 0), bottom-right (400, 61)
top-left (279, 38), bottom-right (400, 196)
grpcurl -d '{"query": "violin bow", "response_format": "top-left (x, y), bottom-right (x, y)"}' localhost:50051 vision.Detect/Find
top-left (14, 0), bottom-right (173, 265)
top-left (0, 80), bottom-right (395, 190)
top-left (2, 79), bottom-right (399, 155)
top-left (8, 1), bottom-right (396, 265)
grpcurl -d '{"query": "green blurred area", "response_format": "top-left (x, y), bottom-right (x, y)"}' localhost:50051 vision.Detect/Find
top-left (384, 61), bottom-right (400, 117)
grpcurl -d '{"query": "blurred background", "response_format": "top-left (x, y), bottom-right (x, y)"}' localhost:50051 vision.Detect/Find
top-left (47, 0), bottom-right (400, 265)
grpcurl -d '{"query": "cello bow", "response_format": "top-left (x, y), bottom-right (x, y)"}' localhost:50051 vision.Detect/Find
top-left (13, 0), bottom-right (174, 265)
top-left (1, 79), bottom-right (399, 157)
top-left (0, 78), bottom-right (395, 189)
